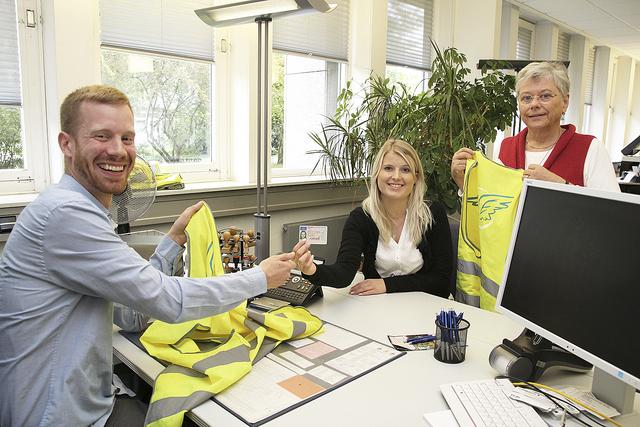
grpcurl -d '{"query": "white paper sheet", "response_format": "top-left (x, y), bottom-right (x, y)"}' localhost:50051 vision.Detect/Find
top-left (325, 341), bottom-right (400, 376)
top-left (313, 323), bottom-right (367, 350)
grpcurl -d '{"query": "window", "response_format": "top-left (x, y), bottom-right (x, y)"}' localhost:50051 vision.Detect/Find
top-left (1, 0), bottom-right (48, 194)
top-left (386, 65), bottom-right (429, 93)
top-left (0, 0), bottom-right (22, 171)
top-left (385, 0), bottom-right (433, 93)
top-left (557, 32), bottom-right (570, 61)
top-left (583, 45), bottom-right (596, 133)
top-left (101, 49), bottom-right (214, 171)
top-left (516, 20), bottom-right (535, 60)
top-left (271, 0), bottom-right (349, 176)
top-left (99, 0), bottom-right (218, 182)
top-left (271, 52), bottom-right (346, 172)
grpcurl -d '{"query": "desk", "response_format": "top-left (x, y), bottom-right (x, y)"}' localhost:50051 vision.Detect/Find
top-left (113, 288), bottom-right (639, 426)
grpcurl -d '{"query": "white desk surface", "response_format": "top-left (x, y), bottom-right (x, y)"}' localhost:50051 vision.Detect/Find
top-left (113, 287), bottom-right (639, 427)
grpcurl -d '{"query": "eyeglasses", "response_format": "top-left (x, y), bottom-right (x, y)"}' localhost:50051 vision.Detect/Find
top-left (518, 93), bottom-right (557, 105)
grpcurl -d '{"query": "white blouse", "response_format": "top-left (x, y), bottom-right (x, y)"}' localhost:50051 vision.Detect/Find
top-left (495, 138), bottom-right (620, 192)
top-left (374, 215), bottom-right (424, 278)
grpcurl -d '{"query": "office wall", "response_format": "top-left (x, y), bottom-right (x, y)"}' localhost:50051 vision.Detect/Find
top-left (607, 56), bottom-right (635, 161)
top-left (0, 204), bottom-right (355, 257)
top-left (566, 35), bottom-right (588, 128)
top-left (433, 0), bottom-right (502, 80)
top-left (630, 64), bottom-right (640, 143)
top-left (0, 184), bottom-right (366, 256)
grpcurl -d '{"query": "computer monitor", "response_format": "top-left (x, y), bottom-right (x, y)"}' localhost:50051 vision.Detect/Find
top-left (621, 134), bottom-right (640, 156)
top-left (496, 180), bottom-right (640, 415)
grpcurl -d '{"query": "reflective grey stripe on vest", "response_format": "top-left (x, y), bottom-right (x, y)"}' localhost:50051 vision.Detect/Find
top-left (192, 343), bottom-right (250, 372)
top-left (161, 365), bottom-right (207, 378)
top-left (455, 289), bottom-right (480, 307)
top-left (274, 312), bottom-right (308, 337)
top-left (145, 390), bottom-right (212, 425)
top-left (457, 259), bottom-right (500, 298)
top-left (253, 336), bottom-right (279, 362)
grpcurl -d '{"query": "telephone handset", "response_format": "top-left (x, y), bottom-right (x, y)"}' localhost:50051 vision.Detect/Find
top-left (262, 274), bottom-right (323, 307)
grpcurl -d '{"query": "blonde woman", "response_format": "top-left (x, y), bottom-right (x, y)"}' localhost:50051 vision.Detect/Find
top-left (294, 139), bottom-right (452, 297)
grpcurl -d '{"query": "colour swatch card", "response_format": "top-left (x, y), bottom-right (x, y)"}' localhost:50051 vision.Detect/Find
top-left (214, 321), bottom-right (404, 426)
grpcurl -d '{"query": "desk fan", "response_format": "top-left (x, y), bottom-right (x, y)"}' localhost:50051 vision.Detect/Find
top-left (109, 155), bottom-right (156, 234)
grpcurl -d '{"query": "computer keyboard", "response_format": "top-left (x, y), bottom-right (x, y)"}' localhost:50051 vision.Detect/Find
top-left (440, 378), bottom-right (548, 427)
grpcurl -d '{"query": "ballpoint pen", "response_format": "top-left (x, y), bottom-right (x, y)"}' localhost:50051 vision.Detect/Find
top-left (406, 335), bottom-right (436, 344)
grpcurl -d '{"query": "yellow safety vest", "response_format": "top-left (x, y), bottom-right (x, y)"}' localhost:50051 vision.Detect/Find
top-left (456, 152), bottom-right (523, 311)
top-left (141, 203), bottom-right (323, 427)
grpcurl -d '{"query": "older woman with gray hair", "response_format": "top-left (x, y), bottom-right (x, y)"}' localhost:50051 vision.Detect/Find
top-left (451, 61), bottom-right (619, 191)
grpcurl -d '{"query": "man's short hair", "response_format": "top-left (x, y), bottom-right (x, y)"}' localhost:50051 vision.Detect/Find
top-left (60, 85), bottom-right (132, 136)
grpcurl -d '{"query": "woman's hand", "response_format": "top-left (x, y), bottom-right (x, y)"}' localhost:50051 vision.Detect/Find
top-left (450, 148), bottom-right (475, 190)
top-left (349, 278), bottom-right (386, 296)
top-left (523, 165), bottom-right (566, 183)
top-left (292, 240), bottom-right (316, 275)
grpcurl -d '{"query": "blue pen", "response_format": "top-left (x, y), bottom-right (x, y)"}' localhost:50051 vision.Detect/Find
top-left (407, 335), bottom-right (436, 344)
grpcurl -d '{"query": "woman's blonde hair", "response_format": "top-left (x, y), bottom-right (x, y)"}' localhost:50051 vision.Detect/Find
top-left (362, 139), bottom-right (432, 244)
top-left (515, 61), bottom-right (570, 97)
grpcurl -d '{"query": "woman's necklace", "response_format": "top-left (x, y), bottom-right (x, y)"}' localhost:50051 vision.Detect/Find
top-left (526, 129), bottom-right (564, 165)
top-left (534, 147), bottom-right (554, 166)
top-left (526, 141), bottom-right (557, 151)
top-left (526, 128), bottom-right (565, 151)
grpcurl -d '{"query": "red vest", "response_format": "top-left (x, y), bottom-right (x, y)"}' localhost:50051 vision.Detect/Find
top-left (498, 124), bottom-right (593, 186)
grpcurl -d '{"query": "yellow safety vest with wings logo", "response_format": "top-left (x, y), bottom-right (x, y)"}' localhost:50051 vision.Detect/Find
top-left (456, 152), bottom-right (523, 311)
top-left (140, 203), bottom-right (323, 427)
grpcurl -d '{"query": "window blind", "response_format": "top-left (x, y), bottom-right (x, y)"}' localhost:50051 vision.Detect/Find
top-left (557, 32), bottom-right (570, 61)
top-left (584, 46), bottom-right (596, 105)
top-left (100, 0), bottom-right (214, 61)
top-left (386, 0), bottom-right (433, 70)
top-left (273, 0), bottom-right (349, 61)
top-left (516, 26), bottom-right (533, 60)
top-left (0, 0), bottom-right (22, 106)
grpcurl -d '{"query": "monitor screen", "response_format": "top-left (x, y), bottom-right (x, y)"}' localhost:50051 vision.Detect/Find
top-left (496, 180), bottom-right (640, 391)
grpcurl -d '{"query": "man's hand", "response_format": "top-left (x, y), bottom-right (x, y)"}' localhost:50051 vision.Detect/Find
top-left (523, 165), bottom-right (565, 183)
top-left (450, 148), bottom-right (475, 190)
top-left (349, 278), bottom-right (386, 296)
top-left (167, 201), bottom-right (205, 246)
top-left (258, 253), bottom-right (296, 288)
top-left (292, 240), bottom-right (316, 275)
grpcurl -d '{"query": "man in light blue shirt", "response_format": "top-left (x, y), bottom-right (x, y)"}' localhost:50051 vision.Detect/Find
top-left (0, 85), bottom-right (295, 427)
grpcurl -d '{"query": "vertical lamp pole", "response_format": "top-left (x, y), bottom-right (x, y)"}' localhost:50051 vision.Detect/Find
top-left (194, 1), bottom-right (337, 263)
top-left (254, 16), bottom-right (272, 262)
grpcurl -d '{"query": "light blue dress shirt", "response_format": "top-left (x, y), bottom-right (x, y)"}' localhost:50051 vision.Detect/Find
top-left (0, 174), bottom-right (266, 427)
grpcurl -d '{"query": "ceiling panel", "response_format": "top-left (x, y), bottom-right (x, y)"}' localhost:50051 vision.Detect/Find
top-left (511, 0), bottom-right (640, 60)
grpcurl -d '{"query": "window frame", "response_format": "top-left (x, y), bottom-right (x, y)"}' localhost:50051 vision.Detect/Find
top-left (1, 0), bottom-right (49, 195)
top-left (270, 49), bottom-right (347, 179)
top-left (99, 46), bottom-right (222, 183)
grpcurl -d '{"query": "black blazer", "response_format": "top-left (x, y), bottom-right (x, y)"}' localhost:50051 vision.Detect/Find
top-left (304, 201), bottom-right (452, 298)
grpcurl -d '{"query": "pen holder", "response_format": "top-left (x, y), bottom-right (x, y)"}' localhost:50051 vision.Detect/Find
top-left (434, 318), bottom-right (470, 364)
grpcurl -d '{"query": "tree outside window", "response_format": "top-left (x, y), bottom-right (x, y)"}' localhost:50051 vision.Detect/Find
top-left (101, 49), bottom-right (213, 165)
top-left (0, 106), bottom-right (23, 170)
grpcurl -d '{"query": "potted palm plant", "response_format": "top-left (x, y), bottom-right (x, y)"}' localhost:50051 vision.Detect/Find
top-left (309, 42), bottom-right (516, 210)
